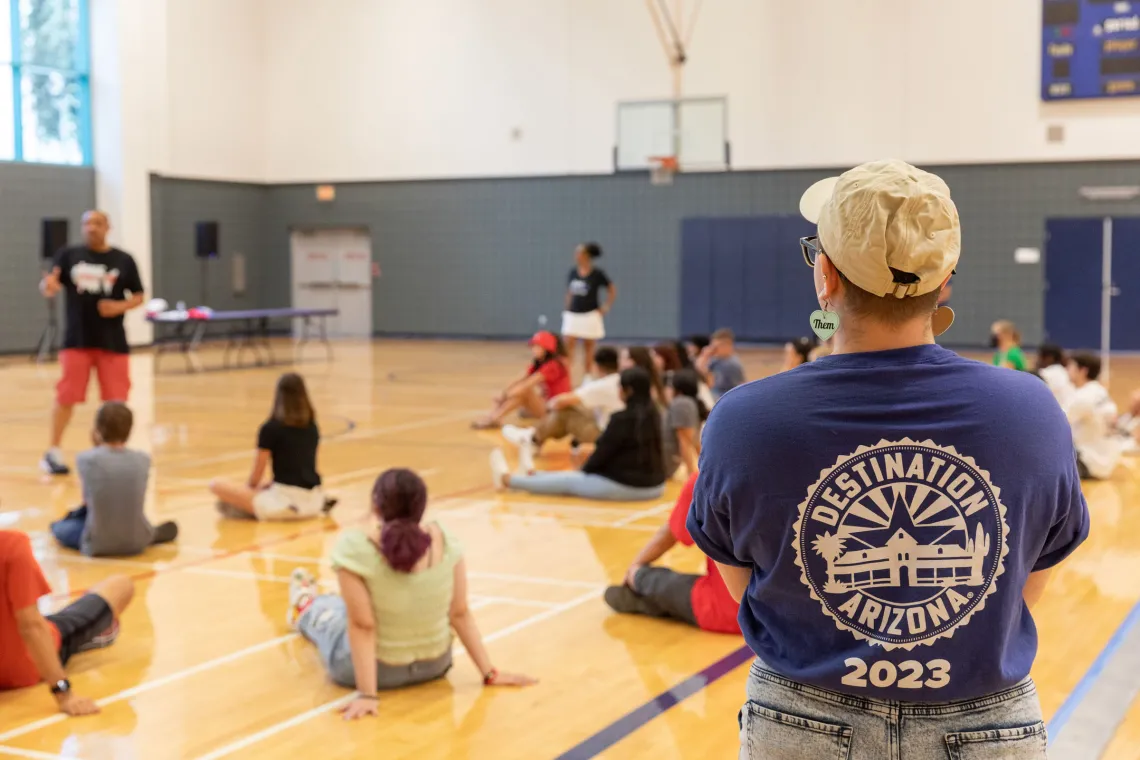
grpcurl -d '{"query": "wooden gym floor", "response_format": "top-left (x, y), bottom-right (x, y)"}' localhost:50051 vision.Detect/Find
top-left (0, 339), bottom-right (1138, 759)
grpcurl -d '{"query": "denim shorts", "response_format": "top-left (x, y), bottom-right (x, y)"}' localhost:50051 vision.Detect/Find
top-left (740, 659), bottom-right (1046, 760)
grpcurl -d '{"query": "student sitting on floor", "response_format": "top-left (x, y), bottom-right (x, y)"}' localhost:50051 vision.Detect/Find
top-left (604, 473), bottom-right (739, 633)
top-left (623, 346), bottom-right (667, 406)
top-left (1036, 343), bottom-right (1073, 406)
top-left (50, 401), bottom-right (177, 555)
top-left (287, 468), bottom-right (535, 720)
top-left (683, 335), bottom-right (710, 364)
top-left (696, 328), bottom-right (746, 400)
top-left (1, 528), bottom-right (134, 715)
top-left (490, 367), bottom-right (666, 501)
top-left (209, 373), bottom-right (332, 520)
top-left (656, 342), bottom-right (715, 410)
top-left (662, 369), bottom-right (708, 479)
top-left (781, 337), bottom-right (816, 372)
top-left (1065, 352), bottom-right (1122, 480)
top-left (501, 346), bottom-right (623, 473)
top-left (473, 332), bottom-right (570, 430)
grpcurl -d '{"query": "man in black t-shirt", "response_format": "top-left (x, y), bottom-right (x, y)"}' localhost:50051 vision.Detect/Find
top-left (39, 211), bottom-right (145, 475)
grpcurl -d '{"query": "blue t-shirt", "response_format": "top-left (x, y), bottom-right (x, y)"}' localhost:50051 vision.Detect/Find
top-left (688, 344), bottom-right (1088, 703)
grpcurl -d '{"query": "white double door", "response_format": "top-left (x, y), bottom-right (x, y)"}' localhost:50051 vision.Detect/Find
top-left (290, 228), bottom-right (373, 338)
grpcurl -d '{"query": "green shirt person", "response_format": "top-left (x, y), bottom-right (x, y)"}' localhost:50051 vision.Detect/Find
top-left (990, 320), bottom-right (1027, 370)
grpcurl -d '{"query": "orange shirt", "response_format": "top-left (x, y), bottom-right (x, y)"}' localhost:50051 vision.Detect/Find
top-left (1, 530), bottom-right (61, 689)
top-left (668, 474), bottom-right (741, 635)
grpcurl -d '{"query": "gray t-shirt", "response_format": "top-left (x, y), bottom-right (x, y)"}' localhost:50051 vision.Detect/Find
top-left (76, 446), bottom-right (153, 556)
top-left (708, 355), bottom-right (746, 398)
top-left (661, 395), bottom-right (701, 478)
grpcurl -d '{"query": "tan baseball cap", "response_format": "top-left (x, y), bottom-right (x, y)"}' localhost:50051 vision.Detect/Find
top-left (799, 159), bottom-right (961, 300)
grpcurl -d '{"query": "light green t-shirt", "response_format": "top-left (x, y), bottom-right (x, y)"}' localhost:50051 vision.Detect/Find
top-left (993, 346), bottom-right (1027, 371)
top-left (330, 524), bottom-right (463, 665)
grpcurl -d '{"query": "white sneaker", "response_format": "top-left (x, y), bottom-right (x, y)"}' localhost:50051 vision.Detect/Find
top-left (490, 448), bottom-right (510, 490)
top-left (287, 568), bottom-right (318, 629)
top-left (40, 449), bottom-right (70, 476)
top-left (502, 425), bottom-right (536, 448)
top-left (517, 440), bottom-right (536, 475)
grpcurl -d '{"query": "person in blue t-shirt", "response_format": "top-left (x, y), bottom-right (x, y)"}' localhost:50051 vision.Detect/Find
top-left (688, 160), bottom-right (1088, 759)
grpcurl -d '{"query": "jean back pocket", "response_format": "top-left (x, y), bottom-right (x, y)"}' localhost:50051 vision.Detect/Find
top-left (944, 721), bottom-right (1047, 760)
top-left (740, 701), bottom-right (852, 760)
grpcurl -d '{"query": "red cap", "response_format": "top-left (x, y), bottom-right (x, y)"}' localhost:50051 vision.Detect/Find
top-left (529, 331), bottom-right (558, 353)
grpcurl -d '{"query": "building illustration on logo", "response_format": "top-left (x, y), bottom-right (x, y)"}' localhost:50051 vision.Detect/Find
top-left (794, 439), bottom-right (1009, 650)
top-left (813, 493), bottom-right (991, 594)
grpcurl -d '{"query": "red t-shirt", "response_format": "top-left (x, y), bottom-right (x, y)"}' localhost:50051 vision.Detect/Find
top-left (1, 531), bottom-right (61, 689)
top-left (529, 358), bottom-right (571, 398)
top-left (669, 474), bottom-right (741, 634)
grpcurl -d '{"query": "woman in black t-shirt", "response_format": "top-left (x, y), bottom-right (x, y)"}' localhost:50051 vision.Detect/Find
top-left (489, 368), bottom-right (665, 502)
top-left (209, 373), bottom-right (333, 520)
top-left (561, 242), bottom-right (616, 377)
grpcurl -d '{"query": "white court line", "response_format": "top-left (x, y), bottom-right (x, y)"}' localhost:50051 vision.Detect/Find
top-left (190, 588), bottom-right (601, 760)
top-left (466, 571), bottom-right (603, 589)
top-left (159, 412), bottom-right (479, 470)
top-left (0, 746), bottom-right (72, 760)
top-left (609, 501), bottom-right (674, 528)
top-left (0, 634), bottom-right (299, 744)
top-left (191, 696), bottom-right (356, 760)
top-left (157, 466), bottom-right (443, 493)
top-left (468, 595), bottom-right (558, 609)
top-left (445, 509), bottom-right (658, 532)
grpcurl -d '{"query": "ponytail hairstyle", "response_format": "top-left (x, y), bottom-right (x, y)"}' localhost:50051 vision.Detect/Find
top-left (669, 368), bottom-right (710, 422)
top-left (620, 367), bottom-right (664, 476)
top-left (372, 468), bottom-right (432, 573)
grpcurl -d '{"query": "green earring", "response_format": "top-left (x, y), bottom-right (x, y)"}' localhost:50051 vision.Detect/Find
top-left (810, 303), bottom-right (839, 341)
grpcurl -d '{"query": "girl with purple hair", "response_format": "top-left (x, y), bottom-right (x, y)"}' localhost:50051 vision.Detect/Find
top-left (287, 468), bottom-right (535, 720)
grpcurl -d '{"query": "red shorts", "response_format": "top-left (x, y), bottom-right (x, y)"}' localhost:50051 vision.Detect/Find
top-left (57, 349), bottom-right (131, 406)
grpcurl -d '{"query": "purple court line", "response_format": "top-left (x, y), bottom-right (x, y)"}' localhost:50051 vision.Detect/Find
top-left (554, 645), bottom-right (754, 760)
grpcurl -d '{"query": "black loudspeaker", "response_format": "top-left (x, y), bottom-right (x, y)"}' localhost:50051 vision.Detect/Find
top-left (195, 222), bottom-right (219, 259)
top-left (42, 218), bottom-right (69, 260)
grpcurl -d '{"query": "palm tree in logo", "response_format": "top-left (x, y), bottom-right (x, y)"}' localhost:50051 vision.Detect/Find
top-left (812, 531), bottom-right (848, 593)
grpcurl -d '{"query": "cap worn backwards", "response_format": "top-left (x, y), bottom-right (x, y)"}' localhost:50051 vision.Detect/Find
top-left (799, 159), bottom-right (961, 300)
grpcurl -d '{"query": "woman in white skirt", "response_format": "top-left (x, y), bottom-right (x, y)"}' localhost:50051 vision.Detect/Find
top-left (562, 242), bottom-right (617, 377)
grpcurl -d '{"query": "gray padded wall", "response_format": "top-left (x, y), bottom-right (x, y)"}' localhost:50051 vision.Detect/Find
top-left (0, 163), bottom-right (95, 353)
top-left (154, 160), bottom-right (1140, 347)
top-left (150, 177), bottom-right (269, 313)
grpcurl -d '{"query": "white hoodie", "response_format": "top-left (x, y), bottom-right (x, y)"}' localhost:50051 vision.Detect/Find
top-left (1065, 380), bottom-right (1121, 479)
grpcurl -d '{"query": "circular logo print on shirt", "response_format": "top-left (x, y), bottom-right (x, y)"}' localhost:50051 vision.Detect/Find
top-left (792, 439), bottom-right (1009, 651)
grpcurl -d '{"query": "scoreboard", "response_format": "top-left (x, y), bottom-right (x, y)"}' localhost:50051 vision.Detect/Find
top-left (1042, 0), bottom-right (1140, 100)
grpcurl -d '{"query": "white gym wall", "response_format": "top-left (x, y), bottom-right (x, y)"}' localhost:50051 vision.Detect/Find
top-left (90, 0), bottom-right (266, 347)
top-left (259, 0), bottom-right (1140, 183)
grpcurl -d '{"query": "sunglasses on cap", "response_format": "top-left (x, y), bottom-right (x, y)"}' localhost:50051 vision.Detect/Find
top-left (798, 235), bottom-right (956, 277)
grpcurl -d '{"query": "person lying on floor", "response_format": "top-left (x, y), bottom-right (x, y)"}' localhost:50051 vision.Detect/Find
top-left (490, 367), bottom-right (666, 502)
top-left (209, 373), bottom-right (335, 520)
top-left (501, 346), bottom-right (624, 472)
top-left (51, 401), bottom-right (177, 555)
top-left (473, 331), bottom-right (570, 430)
top-left (1, 528), bottom-right (135, 716)
top-left (603, 473), bottom-right (739, 634)
top-left (287, 468), bottom-right (535, 720)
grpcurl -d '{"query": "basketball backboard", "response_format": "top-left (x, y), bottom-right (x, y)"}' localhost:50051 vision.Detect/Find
top-left (615, 96), bottom-right (729, 172)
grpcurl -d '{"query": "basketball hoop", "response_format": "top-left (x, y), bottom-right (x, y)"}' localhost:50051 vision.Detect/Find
top-left (649, 155), bottom-right (679, 186)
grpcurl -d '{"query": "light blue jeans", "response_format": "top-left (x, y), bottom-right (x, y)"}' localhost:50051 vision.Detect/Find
top-left (508, 471), bottom-right (664, 501)
top-left (740, 659), bottom-right (1046, 759)
top-left (297, 595), bottom-right (452, 689)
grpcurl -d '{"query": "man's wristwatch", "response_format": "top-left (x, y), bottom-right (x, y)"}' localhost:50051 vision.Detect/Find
top-left (50, 679), bottom-right (71, 697)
